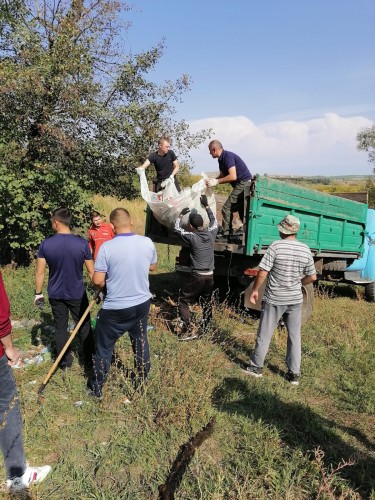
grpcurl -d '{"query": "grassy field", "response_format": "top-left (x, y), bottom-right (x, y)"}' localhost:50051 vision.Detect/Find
top-left (1, 197), bottom-right (374, 499)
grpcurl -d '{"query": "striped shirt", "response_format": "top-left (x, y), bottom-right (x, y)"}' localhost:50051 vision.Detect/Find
top-left (260, 239), bottom-right (316, 305)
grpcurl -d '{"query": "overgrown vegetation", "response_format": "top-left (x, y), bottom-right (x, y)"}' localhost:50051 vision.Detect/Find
top-left (0, 0), bottom-right (210, 263)
top-left (1, 198), bottom-right (374, 499)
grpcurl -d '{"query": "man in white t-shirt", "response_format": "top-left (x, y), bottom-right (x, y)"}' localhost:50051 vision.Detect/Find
top-left (88, 208), bottom-right (157, 398)
top-left (242, 215), bottom-right (317, 385)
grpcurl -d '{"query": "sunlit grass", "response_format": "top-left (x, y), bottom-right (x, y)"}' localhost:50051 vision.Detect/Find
top-left (1, 198), bottom-right (374, 498)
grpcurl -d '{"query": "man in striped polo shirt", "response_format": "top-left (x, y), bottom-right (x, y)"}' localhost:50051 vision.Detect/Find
top-left (243, 215), bottom-right (317, 385)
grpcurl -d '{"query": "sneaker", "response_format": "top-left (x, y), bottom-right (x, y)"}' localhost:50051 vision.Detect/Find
top-left (178, 332), bottom-right (198, 341)
top-left (86, 388), bottom-right (103, 400)
top-left (241, 365), bottom-right (263, 378)
top-left (7, 465), bottom-right (52, 492)
top-left (285, 371), bottom-right (300, 385)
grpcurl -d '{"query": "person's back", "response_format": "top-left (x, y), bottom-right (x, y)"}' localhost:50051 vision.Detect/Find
top-left (95, 234), bottom-right (156, 309)
top-left (173, 197), bottom-right (218, 338)
top-left (262, 239), bottom-right (314, 305)
top-left (89, 207), bottom-right (157, 398)
top-left (38, 233), bottom-right (90, 300)
top-left (176, 221), bottom-right (217, 272)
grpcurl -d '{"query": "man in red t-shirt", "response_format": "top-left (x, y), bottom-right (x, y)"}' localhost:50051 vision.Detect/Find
top-left (88, 211), bottom-right (115, 260)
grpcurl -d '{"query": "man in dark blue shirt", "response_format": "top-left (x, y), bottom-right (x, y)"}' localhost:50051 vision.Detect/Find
top-left (206, 139), bottom-right (252, 241)
top-left (34, 208), bottom-right (95, 370)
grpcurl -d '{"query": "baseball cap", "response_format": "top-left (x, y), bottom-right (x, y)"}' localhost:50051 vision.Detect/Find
top-left (277, 214), bottom-right (300, 235)
top-left (189, 213), bottom-right (203, 229)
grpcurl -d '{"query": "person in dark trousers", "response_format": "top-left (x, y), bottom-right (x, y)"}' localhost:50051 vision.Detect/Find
top-left (88, 208), bottom-right (157, 398)
top-left (34, 207), bottom-right (95, 371)
top-left (139, 136), bottom-right (181, 192)
top-left (174, 195), bottom-right (218, 340)
top-left (0, 272), bottom-right (52, 494)
top-left (206, 139), bottom-right (252, 241)
top-left (242, 215), bottom-right (317, 385)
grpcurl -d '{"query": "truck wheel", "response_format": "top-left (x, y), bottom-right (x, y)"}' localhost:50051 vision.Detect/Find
top-left (365, 282), bottom-right (375, 302)
top-left (302, 283), bottom-right (314, 323)
top-left (322, 260), bottom-right (348, 271)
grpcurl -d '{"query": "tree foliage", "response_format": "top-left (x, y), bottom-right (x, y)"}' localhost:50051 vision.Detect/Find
top-left (0, 0), bottom-right (210, 263)
top-left (357, 125), bottom-right (375, 172)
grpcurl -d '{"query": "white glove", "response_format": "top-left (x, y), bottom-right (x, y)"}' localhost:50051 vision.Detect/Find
top-left (206, 178), bottom-right (219, 188)
top-left (34, 293), bottom-right (45, 308)
top-left (135, 167), bottom-right (144, 176)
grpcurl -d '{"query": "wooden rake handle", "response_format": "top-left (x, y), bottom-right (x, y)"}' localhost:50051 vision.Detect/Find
top-left (37, 290), bottom-right (100, 396)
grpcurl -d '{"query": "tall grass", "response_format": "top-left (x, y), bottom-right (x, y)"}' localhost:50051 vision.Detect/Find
top-left (1, 197), bottom-right (374, 499)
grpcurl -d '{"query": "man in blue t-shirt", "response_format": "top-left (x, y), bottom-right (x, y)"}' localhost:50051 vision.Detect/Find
top-left (88, 207), bottom-right (157, 398)
top-left (139, 136), bottom-right (181, 192)
top-left (34, 208), bottom-right (95, 370)
top-left (206, 139), bottom-right (252, 241)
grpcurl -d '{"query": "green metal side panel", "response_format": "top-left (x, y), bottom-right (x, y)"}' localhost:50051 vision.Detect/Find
top-left (246, 176), bottom-right (367, 257)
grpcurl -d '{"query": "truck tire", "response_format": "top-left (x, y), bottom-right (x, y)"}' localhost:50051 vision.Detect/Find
top-left (302, 283), bottom-right (314, 323)
top-left (365, 282), bottom-right (375, 302)
top-left (322, 260), bottom-right (348, 271)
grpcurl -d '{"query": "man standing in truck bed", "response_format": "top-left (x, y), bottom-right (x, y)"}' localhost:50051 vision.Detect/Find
top-left (242, 214), bottom-right (317, 385)
top-left (206, 139), bottom-right (252, 241)
top-left (139, 136), bottom-right (181, 193)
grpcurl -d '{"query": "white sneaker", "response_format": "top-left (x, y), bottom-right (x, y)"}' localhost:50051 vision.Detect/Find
top-left (7, 465), bottom-right (52, 492)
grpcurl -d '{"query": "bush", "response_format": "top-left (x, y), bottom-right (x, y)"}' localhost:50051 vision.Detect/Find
top-left (0, 164), bottom-right (91, 265)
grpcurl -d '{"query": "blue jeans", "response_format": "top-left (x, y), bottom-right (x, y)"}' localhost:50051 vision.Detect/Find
top-left (90, 300), bottom-right (151, 396)
top-left (0, 355), bottom-right (26, 479)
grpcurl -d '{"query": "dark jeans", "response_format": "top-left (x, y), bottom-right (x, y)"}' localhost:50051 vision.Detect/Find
top-left (153, 177), bottom-right (181, 193)
top-left (178, 273), bottom-right (214, 331)
top-left (0, 355), bottom-right (26, 479)
top-left (222, 181), bottom-right (247, 235)
top-left (49, 293), bottom-right (95, 369)
top-left (90, 299), bottom-right (151, 397)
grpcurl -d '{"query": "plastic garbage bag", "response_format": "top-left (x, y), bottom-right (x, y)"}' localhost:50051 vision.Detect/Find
top-left (137, 169), bottom-right (216, 230)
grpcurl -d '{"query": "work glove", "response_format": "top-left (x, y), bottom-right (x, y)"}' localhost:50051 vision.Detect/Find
top-left (179, 207), bottom-right (190, 217)
top-left (96, 291), bottom-right (105, 304)
top-left (206, 178), bottom-right (219, 188)
top-left (161, 178), bottom-right (172, 188)
top-left (34, 294), bottom-right (45, 309)
top-left (200, 195), bottom-right (208, 208)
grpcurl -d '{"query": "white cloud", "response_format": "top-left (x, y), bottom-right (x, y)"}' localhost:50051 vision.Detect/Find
top-left (188, 113), bottom-right (374, 176)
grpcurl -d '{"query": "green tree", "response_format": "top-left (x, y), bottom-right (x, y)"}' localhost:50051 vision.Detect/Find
top-left (0, 0), bottom-right (210, 263)
top-left (357, 125), bottom-right (375, 172)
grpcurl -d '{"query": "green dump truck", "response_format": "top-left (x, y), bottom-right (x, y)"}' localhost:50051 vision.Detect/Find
top-left (145, 175), bottom-right (373, 318)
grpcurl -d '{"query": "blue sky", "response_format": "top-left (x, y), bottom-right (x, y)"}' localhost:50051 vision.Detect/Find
top-left (126, 0), bottom-right (375, 176)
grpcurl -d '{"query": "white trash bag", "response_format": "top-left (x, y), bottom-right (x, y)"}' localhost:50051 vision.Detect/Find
top-left (136, 168), bottom-right (216, 230)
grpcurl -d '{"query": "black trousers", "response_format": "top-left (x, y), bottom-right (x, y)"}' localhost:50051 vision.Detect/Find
top-left (178, 273), bottom-right (214, 330)
top-left (49, 293), bottom-right (95, 369)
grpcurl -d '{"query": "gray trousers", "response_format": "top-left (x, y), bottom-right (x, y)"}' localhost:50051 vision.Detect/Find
top-left (221, 182), bottom-right (246, 235)
top-left (250, 302), bottom-right (302, 374)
